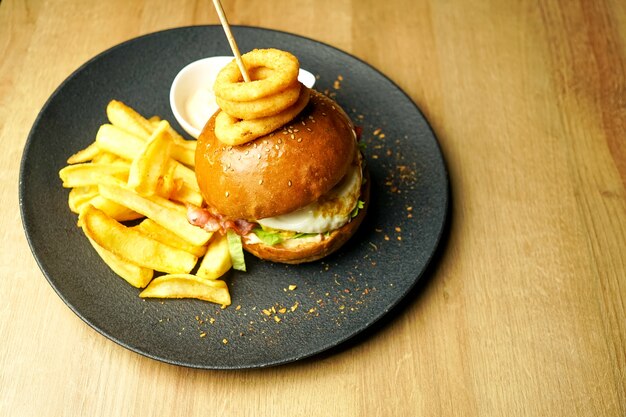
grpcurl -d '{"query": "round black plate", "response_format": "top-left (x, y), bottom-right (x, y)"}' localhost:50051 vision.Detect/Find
top-left (19, 26), bottom-right (449, 369)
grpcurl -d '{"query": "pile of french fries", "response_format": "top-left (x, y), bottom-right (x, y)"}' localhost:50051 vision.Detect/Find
top-left (59, 100), bottom-right (232, 306)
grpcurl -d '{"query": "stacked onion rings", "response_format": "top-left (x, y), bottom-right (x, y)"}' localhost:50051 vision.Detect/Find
top-left (213, 49), bottom-right (310, 146)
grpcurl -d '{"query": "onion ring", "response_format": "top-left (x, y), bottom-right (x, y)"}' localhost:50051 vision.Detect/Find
top-left (215, 82), bottom-right (301, 120)
top-left (214, 49), bottom-right (299, 102)
top-left (214, 86), bottom-right (310, 145)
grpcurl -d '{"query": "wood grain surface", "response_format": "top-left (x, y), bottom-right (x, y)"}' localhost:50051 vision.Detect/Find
top-left (1, 0), bottom-right (624, 415)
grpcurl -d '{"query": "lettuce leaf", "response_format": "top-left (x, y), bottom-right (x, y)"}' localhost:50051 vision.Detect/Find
top-left (253, 227), bottom-right (285, 246)
top-left (252, 227), bottom-right (320, 246)
top-left (226, 230), bottom-right (246, 271)
top-left (350, 200), bottom-right (365, 218)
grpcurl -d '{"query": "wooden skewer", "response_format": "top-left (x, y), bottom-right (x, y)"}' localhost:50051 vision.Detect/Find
top-left (212, 0), bottom-right (250, 82)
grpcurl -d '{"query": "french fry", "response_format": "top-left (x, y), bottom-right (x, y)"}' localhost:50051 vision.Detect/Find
top-left (169, 182), bottom-right (204, 207)
top-left (173, 161), bottom-right (200, 192)
top-left (89, 195), bottom-right (143, 222)
top-left (154, 161), bottom-right (180, 199)
top-left (68, 186), bottom-right (99, 213)
top-left (150, 117), bottom-right (196, 150)
top-left (80, 205), bottom-right (198, 274)
top-left (95, 124), bottom-right (145, 160)
top-left (86, 236), bottom-right (153, 288)
top-left (59, 163), bottom-right (129, 188)
top-left (133, 218), bottom-right (208, 258)
top-left (128, 120), bottom-right (172, 196)
top-left (196, 234), bottom-right (232, 280)
top-left (139, 274), bottom-right (231, 306)
top-left (170, 141), bottom-right (196, 167)
top-left (106, 100), bottom-right (152, 139)
top-left (67, 142), bottom-right (101, 164)
top-left (92, 152), bottom-right (123, 164)
top-left (98, 182), bottom-right (212, 246)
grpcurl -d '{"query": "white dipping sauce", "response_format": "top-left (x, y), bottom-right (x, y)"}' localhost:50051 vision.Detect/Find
top-left (185, 84), bottom-right (219, 133)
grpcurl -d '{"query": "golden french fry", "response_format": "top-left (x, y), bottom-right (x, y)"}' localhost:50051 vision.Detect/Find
top-left (170, 142), bottom-right (196, 167)
top-left (95, 124), bottom-right (145, 160)
top-left (128, 120), bottom-right (172, 196)
top-left (154, 162), bottom-right (179, 199)
top-left (169, 182), bottom-right (204, 207)
top-left (67, 142), bottom-right (101, 164)
top-left (150, 117), bottom-right (193, 146)
top-left (92, 151), bottom-right (123, 164)
top-left (89, 195), bottom-right (143, 222)
top-left (86, 236), bottom-right (153, 288)
top-left (139, 274), bottom-right (231, 306)
top-left (133, 218), bottom-right (208, 258)
top-left (196, 234), bottom-right (232, 280)
top-left (80, 205), bottom-right (198, 274)
top-left (173, 161), bottom-right (200, 192)
top-left (59, 163), bottom-right (129, 188)
top-left (98, 183), bottom-right (212, 246)
top-left (68, 186), bottom-right (99, 213)
top-left (106, 100), bottom-right (152, 139)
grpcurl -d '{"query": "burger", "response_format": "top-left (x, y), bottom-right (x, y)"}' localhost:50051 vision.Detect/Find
top-left (190, 88), bottom-right (369, 264)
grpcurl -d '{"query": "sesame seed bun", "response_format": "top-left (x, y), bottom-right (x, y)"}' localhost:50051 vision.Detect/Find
top-left (195, 89), bottom-right (357, 221)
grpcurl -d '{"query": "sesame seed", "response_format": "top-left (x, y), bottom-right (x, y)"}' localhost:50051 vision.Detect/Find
top-left (225, 191), bottom-right (230, 197)
top-left (288, 180), bottom-right (292, 187)
top-left (245, 150), bottom-right (249, 155)
top-left (259, 179), bottom-right (264, 185)
top-left (257, 153), bottom-right (261, 159)
top-left (297, 138), bottom-right (302, 143)
top-left (274, 144), bottom-right (279, 150)
top-left (278, 138), bottom-right (282, 144)
top-left (290, 134), bottom-right (295, 139)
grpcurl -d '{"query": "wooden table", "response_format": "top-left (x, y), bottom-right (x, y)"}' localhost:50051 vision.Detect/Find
top-left (1, 0), bottom-right (624, 415)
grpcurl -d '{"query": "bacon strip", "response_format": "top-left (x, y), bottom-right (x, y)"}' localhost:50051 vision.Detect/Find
top-left (186, 204), bottom-right (256, 236)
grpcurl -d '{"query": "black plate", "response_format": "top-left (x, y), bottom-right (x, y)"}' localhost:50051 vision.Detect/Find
top-left (19, 26), bottom-right (449, 369)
